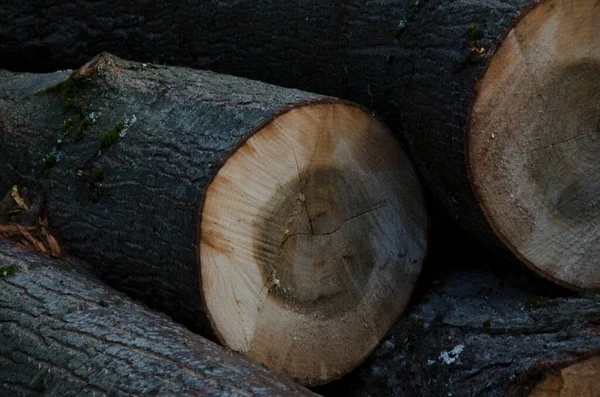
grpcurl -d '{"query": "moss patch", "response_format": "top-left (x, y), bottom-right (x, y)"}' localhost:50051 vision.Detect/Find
top-left (467, 23), bottom-right (483, 41)
top-left (101, 120), bottom-right (126, 149)
top-left (40, 152), bottom-right (58, 177)
top-left (87, 167), bottom-right (105, 202)
top-left (90, 167), bottom-right (105, 184)
top-left (75, 116), bottom-right (93, 139)
top-left (45, 71), bottom-right (89, 115)
top-left (101, 130), bottom-right (119, 148)
top-left (0, 264), bottom-right (19, 278)
top-left (62, 118), bottom-right (75, 134)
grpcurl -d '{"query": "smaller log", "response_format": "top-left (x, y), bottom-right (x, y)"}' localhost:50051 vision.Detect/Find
top-left (0, 241), bottom-right (316, 397)
top-left (467, 0), bottom-right (600, 289)
top-left (509, 354), bottom-right (600, 397)
top-left (321, 267), bottom-right (600, 397)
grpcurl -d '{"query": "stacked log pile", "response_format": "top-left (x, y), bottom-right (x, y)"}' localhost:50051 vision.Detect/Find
top-left (1, 0), bottom-right (599, 395)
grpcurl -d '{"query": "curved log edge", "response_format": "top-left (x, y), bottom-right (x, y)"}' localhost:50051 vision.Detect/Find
top-left (466, 0), bottom-right (600, 290)
top-left (0, 241), bottom-right (316, 397)
top-left (316, 266), bottom-right (600, 397)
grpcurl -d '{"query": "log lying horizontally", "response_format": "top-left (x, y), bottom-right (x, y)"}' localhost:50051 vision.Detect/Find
top-left (0, 53), bottom-right (428, 385)
top-left (0, 241), bottom-right (316, 397)
top-left (2, 0), bottom-right (597, 289)
top-left (321, 268), bottom-right (600, 397)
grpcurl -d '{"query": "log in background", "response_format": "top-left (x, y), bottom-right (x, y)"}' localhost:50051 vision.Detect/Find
top-left (316, 254), bottom-right (600, 397)
top-left (0, 241), bottom-right (315, 397)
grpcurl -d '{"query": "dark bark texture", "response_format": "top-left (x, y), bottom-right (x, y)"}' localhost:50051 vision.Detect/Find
top-left (0, 241), bottom-right (316, 396)
top-left (0, 54), bottom-right (321, 334)
top-left (317, 267), bottom-right (600, 397)
top-left (0, 0), bottom-right (531, 250)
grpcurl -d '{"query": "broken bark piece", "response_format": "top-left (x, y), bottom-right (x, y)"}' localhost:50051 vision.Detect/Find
top-left (0, 241), bottom-right (316, 397)
top-left (0, 53), bottom-right (428, 385)
top-left (0, 186), bottom-right (28, 222)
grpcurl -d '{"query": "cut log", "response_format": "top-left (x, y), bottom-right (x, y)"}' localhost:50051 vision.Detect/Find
top-left (1, 0), bottom-right (597, 289)
top-left (0, 53), bottom-right (428, 385)
top-left (512, 355), bottom-right (600, 397)
top-left (0, 241), bottom-right (316, 397)
top-left (317, 268), bottom-right (600, 397)
top-left (513, 355), bottom-right (600, 397)
top-left (466, 0), bottom-right (600, 289)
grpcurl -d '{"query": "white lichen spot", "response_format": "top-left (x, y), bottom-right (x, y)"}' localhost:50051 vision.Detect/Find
top-left (427, 359), bottom-right (436, 366)
top-left (119, 114), bottom-right (137, 138)
top-left (439, 344), bottom-right (464, 365)
top-left (88, 112), bottom-right (97, 124)
top-left (383, 339), bottom-right (395, 350)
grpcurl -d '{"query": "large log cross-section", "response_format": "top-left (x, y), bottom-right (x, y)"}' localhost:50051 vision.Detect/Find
top-left (0, 54), bottom-right (428, 385)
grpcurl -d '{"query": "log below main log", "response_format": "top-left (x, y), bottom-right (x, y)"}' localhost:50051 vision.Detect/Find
top-left (318, 268), bottom-right (600, 397)
top-left (0, 241), bottom-right (316, 397)
top-left (0, 53), bottom-right (428, 385)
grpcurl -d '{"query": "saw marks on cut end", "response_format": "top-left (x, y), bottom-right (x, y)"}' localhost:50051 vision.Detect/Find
top-left (200, 101), bottom-right (427, 385)
top-left (468, 0), bottom-right (600, 290)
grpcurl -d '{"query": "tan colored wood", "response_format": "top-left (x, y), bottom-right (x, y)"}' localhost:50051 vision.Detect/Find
top-left (199, 102), bottom-right (427, 385)
top-left (529, 356), bottom-right (600, 397)
top-left (468, 0), bottom-right (600, 289)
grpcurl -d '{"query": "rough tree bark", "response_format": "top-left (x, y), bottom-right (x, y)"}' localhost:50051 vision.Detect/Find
top-left (1, 0), bottom-right (597, 289)
top-left (0, 241), bottom-right (316, 397)
top-left (0, 54), bottom-right (428, 385)
top-left (317, 267), bottom-right (600, 397)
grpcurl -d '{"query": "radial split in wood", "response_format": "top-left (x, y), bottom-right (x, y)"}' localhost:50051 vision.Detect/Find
top-left (199, 102), bottom-right (427, 385)
top-left (468, 0), bottom-right (600, 290)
